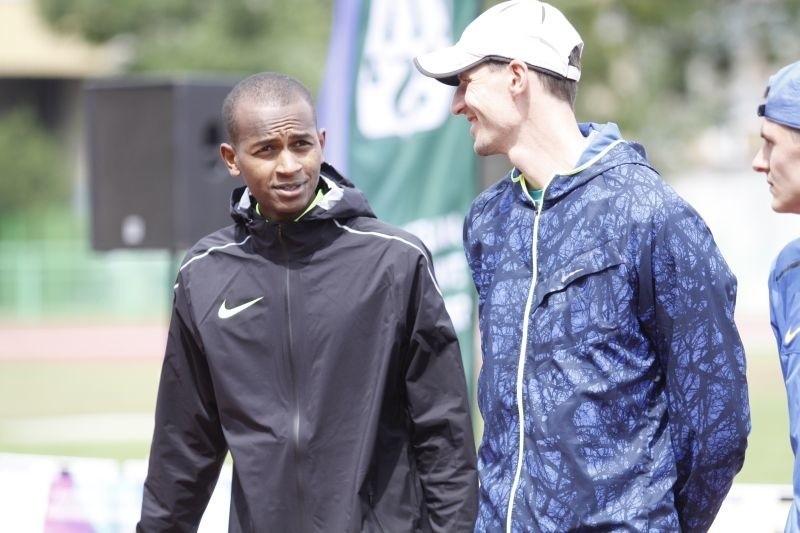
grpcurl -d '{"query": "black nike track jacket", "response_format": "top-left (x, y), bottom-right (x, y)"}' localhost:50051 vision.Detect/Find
top-left (137, 164), bottom-right (478, 532)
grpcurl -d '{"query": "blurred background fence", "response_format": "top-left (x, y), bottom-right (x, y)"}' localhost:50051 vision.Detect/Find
top-left (0, 231), bottom-right (173, 322)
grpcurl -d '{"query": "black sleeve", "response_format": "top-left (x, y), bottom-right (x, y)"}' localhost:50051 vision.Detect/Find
top-left (404, 252), bottom-right (479, 532)
top-left (137, 276), bottom-right (228, 532)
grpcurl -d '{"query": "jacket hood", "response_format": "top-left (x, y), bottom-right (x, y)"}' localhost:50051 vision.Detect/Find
top-left (506, 123), bottom-right (654, 207)
top-left (544, 122), bottom-right (654, 204)
top-left (229, 162), bottom-right (376, 225)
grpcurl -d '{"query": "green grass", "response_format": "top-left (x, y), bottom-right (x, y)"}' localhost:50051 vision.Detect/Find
top-left (737, 352), bottom-right (792, 484)
top-left (0, 359), bottom-right (161, 460)
top-left (0, 359), bottom-right (161, 417)
top-left (0, 351), bottom-right (793, 484)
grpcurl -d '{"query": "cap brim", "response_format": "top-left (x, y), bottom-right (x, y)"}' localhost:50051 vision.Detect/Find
top-left (414, 46), bottom-right (486, 86)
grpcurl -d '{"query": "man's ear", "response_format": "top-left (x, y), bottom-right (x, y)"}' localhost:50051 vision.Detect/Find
top-left (318, 128), bottom-right (326, 151)
top-left (508, 60), bottom-right (529, 96)
top-left (219, 143), bottom-right (240, 177)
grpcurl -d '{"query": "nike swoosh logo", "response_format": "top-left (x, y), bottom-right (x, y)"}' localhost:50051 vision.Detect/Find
top-left (786, 325), bottom-right (800, 344)
top-left (562, 268), bottom-right (584, 284)
top-left (218, 297), bottom-right (263, 319)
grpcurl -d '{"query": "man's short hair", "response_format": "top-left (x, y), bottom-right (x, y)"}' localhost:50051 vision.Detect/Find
top-left (486, 45), bottom-right (580, 109)
top-left (535, 45), bottom-right (581, 108)
top-left (222, 72), bottom-right (316, 143)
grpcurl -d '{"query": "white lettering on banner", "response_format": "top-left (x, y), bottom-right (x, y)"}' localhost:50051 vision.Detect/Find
top-left (403, 213), bottom-right (463, 255)
top-left (445, 292), bottom-right (473, 332)
top-left (403, 215), bottom-right (473, 332)
top-left (434, 251), bottom-right (470, 291)
top-left (356, 0), bottom-right (454, 138)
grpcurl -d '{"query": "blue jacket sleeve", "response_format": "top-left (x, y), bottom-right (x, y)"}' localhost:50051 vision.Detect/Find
top-left (769, 239), bottom-right (800, 532)
top-left (644, 202), bottom-right (750, 532)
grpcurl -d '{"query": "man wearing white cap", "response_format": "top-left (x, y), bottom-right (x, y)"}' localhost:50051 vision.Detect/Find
top-left (415, 1), bottom-right (750, 531)
top-left (753, 59), bottom-right (800, 533)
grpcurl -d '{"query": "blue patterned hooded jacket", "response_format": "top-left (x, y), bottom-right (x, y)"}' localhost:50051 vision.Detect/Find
top-left (465, 123), bottom-right (750, 532)
top-left (768, 238), bottom-right (800, 533)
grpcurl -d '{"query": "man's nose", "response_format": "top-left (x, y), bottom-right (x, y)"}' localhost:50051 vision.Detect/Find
top-left (277, 150), bottom-right (302, 174)
top-left (752, 145), bottom-right (768, 174)
top-left (451, 85), bottom-right (466, 116)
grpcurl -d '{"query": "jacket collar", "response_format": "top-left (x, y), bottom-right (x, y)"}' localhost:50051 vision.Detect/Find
top-left (229, 162), bottom-right (376, 227)
top-left (510, 122), bottom-right (655, 207)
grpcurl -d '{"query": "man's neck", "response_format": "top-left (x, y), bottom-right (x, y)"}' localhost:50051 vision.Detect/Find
top-left (508, 108), bottom-right (588, 190)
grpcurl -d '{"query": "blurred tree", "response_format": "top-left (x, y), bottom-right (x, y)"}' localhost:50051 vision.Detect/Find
top-left (0, 108), bottom-right (69, 220)
top-left (484, 0), bottom-right (800, 171)
top-left (36, 0), bottom-right (332, 91)
top-left (35, 0), bottom-right (800, 171)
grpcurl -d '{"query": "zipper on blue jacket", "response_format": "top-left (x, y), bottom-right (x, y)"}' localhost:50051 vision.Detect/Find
top-left (505, 181), bottom-right (545, 533)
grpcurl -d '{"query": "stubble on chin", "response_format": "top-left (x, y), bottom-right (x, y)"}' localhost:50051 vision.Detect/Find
top-left (474, 142), bottom-right (499, 157)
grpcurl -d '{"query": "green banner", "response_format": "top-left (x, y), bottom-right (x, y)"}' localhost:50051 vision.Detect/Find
top-left (318, 0), bottom-right (480, 389)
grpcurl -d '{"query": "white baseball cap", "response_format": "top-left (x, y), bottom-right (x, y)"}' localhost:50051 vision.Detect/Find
top-left (414, 0), bottom-right (583, 86)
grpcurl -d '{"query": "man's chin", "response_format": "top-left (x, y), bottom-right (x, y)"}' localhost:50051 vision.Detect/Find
top-left (474, 143), bottom-right (498, 157)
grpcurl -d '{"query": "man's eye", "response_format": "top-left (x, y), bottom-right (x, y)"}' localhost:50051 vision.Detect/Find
top-left (291, 142), bottom-right (313, 151)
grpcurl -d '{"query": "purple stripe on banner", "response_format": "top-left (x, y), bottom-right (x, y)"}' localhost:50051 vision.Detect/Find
top-left (316, 0), bottom-right (363, 175)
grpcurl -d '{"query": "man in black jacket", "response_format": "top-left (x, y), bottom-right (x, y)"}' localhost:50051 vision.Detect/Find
top-left (137, 72), bottom-right (478, 532)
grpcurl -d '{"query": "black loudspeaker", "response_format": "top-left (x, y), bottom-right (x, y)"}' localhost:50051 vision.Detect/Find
top-left (86, 78), bottom-right (238, 250)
